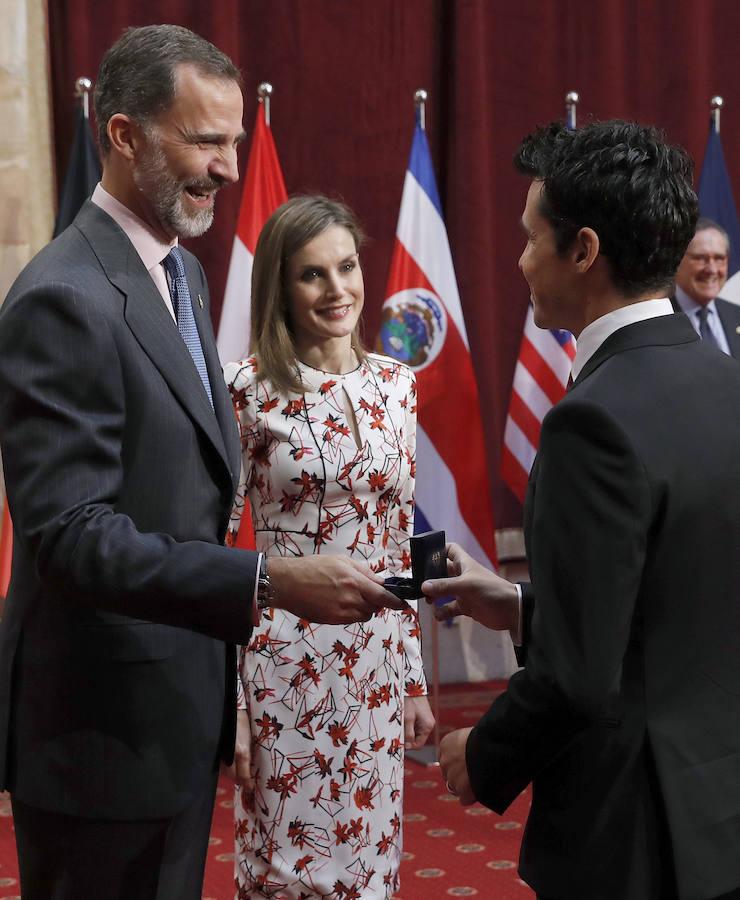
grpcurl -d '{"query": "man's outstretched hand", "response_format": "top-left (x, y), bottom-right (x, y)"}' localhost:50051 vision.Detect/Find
top-left (270, 556), bottom-right (407, 624)
top-left (422, 543), bottom-right (520, 633)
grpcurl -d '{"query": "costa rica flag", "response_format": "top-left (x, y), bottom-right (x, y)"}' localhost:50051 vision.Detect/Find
top-left (378, 118), bottom-right (497, 569)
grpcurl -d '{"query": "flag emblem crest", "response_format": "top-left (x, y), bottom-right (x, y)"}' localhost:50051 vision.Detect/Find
top-left (378, 288), bottom-right (447, 371)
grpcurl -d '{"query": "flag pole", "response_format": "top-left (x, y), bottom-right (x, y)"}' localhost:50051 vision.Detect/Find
top-left (258, 81), bottom-right (273, 127)
top-left (565, 90), bottom-right (579, 129)
top-left (414, 88), bottom-right (427, 131)
top-left (711, 95), bottom-right (723, 134)
top-left (74, 77), bottom-right (92, 120)
top-left (404, 85), bottom-right (443, 769)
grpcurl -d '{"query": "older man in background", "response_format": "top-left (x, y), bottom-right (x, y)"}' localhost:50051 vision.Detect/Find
top-left (673, 215), bottom-right (740, 355)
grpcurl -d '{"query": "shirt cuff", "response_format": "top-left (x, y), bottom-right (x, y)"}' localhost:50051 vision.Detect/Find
top-left (251, 551), bottom-right (263, 627)
top-left (510, 582), bottom-right (523, 646)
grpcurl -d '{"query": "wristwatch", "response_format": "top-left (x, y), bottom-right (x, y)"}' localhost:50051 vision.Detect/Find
top-left (257, 554), bottom-right (275, 610)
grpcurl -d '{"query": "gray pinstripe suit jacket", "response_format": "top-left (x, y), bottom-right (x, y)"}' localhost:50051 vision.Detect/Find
top-left (0, 201), bottom-right (256, 820)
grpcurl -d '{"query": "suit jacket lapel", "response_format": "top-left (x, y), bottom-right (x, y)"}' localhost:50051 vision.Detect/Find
top-left (74, 202), bottom-right (235, 488)
top-left (573, 312), bottom-right (698, 388)
top-left (180, 253), bottom-right (240, 493)
top-left (716, 298), bottom-right (740, 359)
top-left (530, 313), bottom-right (698, 541)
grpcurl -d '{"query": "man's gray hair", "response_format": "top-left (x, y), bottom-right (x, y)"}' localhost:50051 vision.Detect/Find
top-left (695, 216), bottom-right (731, 252)
top-left (93, 24), bottom-right (241, 154)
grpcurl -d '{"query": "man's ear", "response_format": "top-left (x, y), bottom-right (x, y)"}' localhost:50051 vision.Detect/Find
top-left (107, 114), bottom-right (142, 162)
top-left (573, 227), bottom-right (600, 273)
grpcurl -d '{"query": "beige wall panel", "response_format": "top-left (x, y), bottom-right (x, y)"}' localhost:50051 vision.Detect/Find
top-left (0, 0), bottom-right (54, 514)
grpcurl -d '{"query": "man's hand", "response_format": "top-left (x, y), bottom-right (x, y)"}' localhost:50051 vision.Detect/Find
top-left (404, 695), bottom-right (435, 750)
top-left (224, 709), bottom-right (253, 790)
top-left (269, 556), bottom-right (407, 624)
top-left (438, 727), bottom-right (475, 806)
top-left (422, 543), bottom-right (520, 633)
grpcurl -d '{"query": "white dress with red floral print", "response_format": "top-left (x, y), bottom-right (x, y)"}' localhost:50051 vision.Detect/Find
top-left (225, 353), bottom-right (426, 900)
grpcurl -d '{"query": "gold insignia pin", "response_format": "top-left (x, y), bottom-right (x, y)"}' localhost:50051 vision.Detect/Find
top-left (197, 294), bottom-right (204, 309)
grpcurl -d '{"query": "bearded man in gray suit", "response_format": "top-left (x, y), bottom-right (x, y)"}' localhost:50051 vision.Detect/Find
top-left (0, 25), bottom-right (401, 900)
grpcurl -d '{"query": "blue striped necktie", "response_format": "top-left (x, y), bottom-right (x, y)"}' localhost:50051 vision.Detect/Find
top-left (697, 306), bottom-right (719, 348)
top-left (163, 246), bottom-right (214, 410)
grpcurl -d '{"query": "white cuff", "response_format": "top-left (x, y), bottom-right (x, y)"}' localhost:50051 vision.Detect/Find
top-left (510, 582), bottom-right (523, 646)
top-left (251, 551), bottom-right (263, 626)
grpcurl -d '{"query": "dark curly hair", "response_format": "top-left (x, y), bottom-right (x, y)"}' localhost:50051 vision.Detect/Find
top-left (94, 25), bottom-right (241, 154)
top-left (514, 120), bottom-right (698, 296)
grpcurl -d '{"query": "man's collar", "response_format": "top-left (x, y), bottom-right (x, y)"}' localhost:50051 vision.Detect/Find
top-left (571, 298), bottom-right (674, 381)
top-left (91, 183), bottom-right (176, 271)
top-left (572, 308), bottom-right (698, 388)
top-left (674, 284), bottom-right (718, 316)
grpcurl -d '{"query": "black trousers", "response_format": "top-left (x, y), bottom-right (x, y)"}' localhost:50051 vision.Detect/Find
top-left (11, 768), bottom-right (218, 900)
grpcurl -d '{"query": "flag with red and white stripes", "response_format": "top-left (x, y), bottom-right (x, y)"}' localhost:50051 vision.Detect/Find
top-left (217, 101), bottom-right (287, 366)
top-left (501, 310), bottom-right (576, 502)
top-left (378, 119), bottom-right (497, 568)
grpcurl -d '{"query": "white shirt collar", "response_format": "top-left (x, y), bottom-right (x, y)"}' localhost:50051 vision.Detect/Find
top-left (91, 183), bottom-right (176, 269)
top-left (673, 284), bottom-right (719, 317)
top-left (571, 298), bottom-right (674, 381)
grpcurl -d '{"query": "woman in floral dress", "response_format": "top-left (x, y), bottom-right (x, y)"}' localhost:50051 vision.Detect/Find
top-left (224, 196), bottom-right (434, 899)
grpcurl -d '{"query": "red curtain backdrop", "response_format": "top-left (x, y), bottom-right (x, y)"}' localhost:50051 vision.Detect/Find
top-left (47, 0), bottom-right (740, 528)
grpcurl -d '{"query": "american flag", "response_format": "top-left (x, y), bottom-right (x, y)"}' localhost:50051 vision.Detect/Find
top-left (501, 311), bottom-right (576, 502)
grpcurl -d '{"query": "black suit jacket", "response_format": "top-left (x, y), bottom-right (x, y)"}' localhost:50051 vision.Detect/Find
top-left (0, 201), bottom-right (257, 820)
top-left (467, 314), bottom-right (740, 900)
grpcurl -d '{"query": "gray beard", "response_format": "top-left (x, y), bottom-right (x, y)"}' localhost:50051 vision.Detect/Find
top-left (133, 140), bottom-right (216, 239)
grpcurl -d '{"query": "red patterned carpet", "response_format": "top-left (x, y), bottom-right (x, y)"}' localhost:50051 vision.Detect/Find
top-left (0, 793), bottom-right (18, 899)
top-left (0, 681), bottom-right (533, 899)
top-left (203, 680), bottom-right (533, 900)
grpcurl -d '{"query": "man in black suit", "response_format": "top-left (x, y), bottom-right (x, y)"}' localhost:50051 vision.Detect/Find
top-left (424, 121), bottom-right (740, 899)
top-left (673, 215), bottom-right (740, 356)
top-left (0, 25), bottom-right (401, 900)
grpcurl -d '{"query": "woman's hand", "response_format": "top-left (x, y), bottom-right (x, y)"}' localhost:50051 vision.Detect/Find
top-left (404, 695), bottom-right (435, 750)
top-left (224, 708), bottom-right (254, 790)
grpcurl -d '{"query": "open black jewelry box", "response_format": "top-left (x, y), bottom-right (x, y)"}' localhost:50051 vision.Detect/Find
top-left (383, 529), bottom-right (446, 600)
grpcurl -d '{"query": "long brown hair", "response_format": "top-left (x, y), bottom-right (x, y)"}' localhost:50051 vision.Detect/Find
top-left (250, 195), bottom-right (367, 394)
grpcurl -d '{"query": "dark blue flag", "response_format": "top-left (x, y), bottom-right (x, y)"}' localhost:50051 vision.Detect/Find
top-left (698, 121), bottom-right (740, 276)
top-left (53, 105), bottom-right (101, 238)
